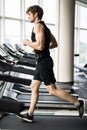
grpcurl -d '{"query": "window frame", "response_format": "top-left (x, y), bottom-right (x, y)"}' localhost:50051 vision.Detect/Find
top-left (74, 1), bottom-right (87, 66)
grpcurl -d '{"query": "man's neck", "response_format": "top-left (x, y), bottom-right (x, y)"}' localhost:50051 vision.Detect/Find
top-left (34, 18), bottom-right (41, 24)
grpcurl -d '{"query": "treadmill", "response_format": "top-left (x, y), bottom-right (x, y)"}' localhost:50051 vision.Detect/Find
top-left (0, 43), bottom-right (80, 111)
top-left (0, 43), bottom-right (36, 67)
top-left (0, 57), bottom-right (79, 110)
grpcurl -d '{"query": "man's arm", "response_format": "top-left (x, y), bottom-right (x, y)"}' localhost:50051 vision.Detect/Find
top-left (23, 23), bottom-right (45, 51)
top-left (49, 33), bottom-right (58, 49)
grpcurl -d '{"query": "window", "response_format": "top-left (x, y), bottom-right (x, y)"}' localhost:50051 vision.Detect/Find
top-left (80, 6), bottom-right (87, 29)
top-left (0, 0), bottom-right (1, 16)
top-left (5, 19), bottom-right (21, 44)
top-left (25, 22), bottom-right (34, 39)
top-left (79, 30), bottom-right (87, 64)
top-left (74, 2), bottom-right (87, 66)
top-left (42, 0), bottom-right (56, 24)
top-left (25, 0), bottom-right (38, 20)
top-left (25, 0), bottom-right (38, 10)
top-left (0, 19), bottom-right (1, 42)
top-left (0, 0), bottom-right (57, 45)
top-left (5, 0), bottom-right (21, 18)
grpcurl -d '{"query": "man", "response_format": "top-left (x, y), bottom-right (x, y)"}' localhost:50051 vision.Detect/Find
top-left (17, 5), bottom-right (84, 122)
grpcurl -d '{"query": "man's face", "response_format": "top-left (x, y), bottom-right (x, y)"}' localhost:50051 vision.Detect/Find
top-left (27, 12), bottom-right (36, 23)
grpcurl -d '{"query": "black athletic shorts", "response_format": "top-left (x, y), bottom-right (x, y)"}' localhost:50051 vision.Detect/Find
top-left (34, 56), bottom-right (56, 85)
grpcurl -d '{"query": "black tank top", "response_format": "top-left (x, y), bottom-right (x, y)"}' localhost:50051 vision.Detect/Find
top-left (31, 21), bottom-right (51, 59)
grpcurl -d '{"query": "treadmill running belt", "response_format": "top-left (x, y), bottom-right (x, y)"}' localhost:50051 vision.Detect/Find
top-left (0, 115), bottom-right (87, 130)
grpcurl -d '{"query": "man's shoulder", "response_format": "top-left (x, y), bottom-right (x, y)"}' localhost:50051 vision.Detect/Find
top-left (34, 22), bottom-right (45, 32)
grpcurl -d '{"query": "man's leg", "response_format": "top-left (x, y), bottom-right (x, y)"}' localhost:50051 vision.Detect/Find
top-left (46, 84), bottom-right (78, 105)
top-left (46, 84), bottom-right (84, 118)
top-left (17, 80), bottom-right (41, 122)
top-left (28, 80), bottom-right (41, 114)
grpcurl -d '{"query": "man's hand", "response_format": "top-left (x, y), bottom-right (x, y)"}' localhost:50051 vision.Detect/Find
top-left (23, 39), bottom-right (30, 46)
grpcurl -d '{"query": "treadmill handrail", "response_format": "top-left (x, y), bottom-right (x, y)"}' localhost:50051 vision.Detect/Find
top-left (15, 44), bottom-right (36, 59)
top-left (0, 44), bottom-right (36, 67)
top-left (0, 59), bottom-right (37, 75)
top-left (74, 64), bottom-right (87, 72)
top-left (0, 74), bottom-right (31, 85)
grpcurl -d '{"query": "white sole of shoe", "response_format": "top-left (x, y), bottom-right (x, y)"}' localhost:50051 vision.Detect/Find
top-left (16, 115), bottom-right (33, 123)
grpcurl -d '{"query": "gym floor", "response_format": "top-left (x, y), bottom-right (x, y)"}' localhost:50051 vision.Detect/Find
top-left (0, 114), bottom-right (87, 130)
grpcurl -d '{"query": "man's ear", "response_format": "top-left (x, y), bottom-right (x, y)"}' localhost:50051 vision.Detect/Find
top-left (34, 12), bottom-right (38, 18)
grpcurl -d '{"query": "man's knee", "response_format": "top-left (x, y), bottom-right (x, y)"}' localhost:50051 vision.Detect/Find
top-left (47, 85), bottom-right (57, 95)
top-left (31, 84), bottom-right (40, 94)
top-left (31, 80), bottom-right (41, 93)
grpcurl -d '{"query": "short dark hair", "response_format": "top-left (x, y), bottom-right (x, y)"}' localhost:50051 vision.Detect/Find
top-left (26, 5), bottom-right (44, 20)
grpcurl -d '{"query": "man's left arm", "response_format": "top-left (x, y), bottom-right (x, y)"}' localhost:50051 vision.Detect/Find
top-left (49, 33), bottom-right (58, 49)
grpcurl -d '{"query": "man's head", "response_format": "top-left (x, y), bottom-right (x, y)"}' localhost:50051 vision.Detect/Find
top-left (26, 5), bottom-right (44, 21)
